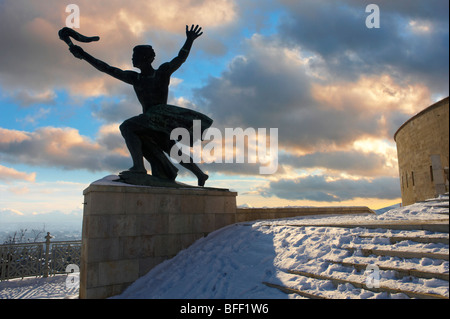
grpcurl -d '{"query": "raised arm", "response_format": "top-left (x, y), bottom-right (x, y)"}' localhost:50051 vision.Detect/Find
top-left (180, 25), bottom-right (203, 59)
top-left (69, 45), bottom-right (137, 85)
top-left (164, 25), bottom-right (203, 74)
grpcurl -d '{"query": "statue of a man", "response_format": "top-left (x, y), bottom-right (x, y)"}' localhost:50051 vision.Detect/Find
top-left (65, 25), bottom-right (210, 186)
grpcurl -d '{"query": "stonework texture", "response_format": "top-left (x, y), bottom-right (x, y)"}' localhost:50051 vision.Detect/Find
top-left (394, 97), bottom-right (449, 206)
top-left (80, 184), bottom-right (237, 299)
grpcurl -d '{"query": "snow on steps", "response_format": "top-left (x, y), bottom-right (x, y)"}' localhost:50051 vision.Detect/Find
top-left (343, 246), bottom-right (449, 261)
top-left (264, 268), bottom-right (447, 299)
top-left (258, 219), bottom-right (449, 233)
top-left (263, 222), bottom-right (449, 299)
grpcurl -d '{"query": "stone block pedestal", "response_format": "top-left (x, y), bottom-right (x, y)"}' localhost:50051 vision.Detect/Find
top-left (79, 177), bottom-right (237, 299)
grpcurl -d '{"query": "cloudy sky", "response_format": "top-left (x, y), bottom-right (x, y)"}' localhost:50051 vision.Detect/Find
top-left (0, 0), bottom-right (448, 224)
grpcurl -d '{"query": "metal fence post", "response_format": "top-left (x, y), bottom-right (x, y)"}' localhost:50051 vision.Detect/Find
top-left (43, 232), bottom-right (52, 278)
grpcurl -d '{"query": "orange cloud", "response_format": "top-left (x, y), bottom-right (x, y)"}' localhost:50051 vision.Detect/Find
top-left (0, 128), bottom-right (31, 144)
top-left (0, 126), bottom-right (128, 172)
top-left (0, 208), bottom-right (25, 216)
top-left (0, 165), bottom-right (36, 183)
top-left (311, 74), bottom-right (431, 115)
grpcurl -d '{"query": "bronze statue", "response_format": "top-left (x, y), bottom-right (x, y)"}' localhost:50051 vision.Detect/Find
top-left (59, 26), bottom-right (212, 187)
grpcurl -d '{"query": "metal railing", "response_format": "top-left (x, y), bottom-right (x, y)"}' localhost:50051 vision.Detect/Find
top-left (0, 232), bottom-right (81, 281)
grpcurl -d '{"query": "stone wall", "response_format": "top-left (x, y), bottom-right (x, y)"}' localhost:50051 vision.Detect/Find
top-left (80, 182), bottom-right (237, 299)
top-left (236, 206), bottom-right (375, 222)
top-left (394, 97), bottom-right (449, 206)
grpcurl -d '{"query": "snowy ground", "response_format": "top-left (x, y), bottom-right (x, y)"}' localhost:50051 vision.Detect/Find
top-left (1, 195), bottom-right (448, 299)
top-left (0, 275), bottom-right (79, 299)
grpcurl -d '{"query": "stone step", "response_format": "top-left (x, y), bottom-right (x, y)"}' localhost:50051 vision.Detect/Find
top-left (326, 259), bottom-right (449, 281)
top-left (432, 206), bottom-right (449, 210)
top-left (284, 269), bottom-right (448, 299)
top-left (358, 233), bottom-right (449, 245)
top-left (343, 246), bottom-right (449, 261)
top-left (423, 197), bottom-right (449, 203)
top-left (262, 282), bottom-right (328, 299)
top-left (261, 219), bottom-right (449, 233)
top-left (263, 213), bottom-right (449, 299)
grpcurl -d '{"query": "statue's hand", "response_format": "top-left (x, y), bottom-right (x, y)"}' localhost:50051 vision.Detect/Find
top-left (69, 45), bottom-right (85, 59)
top-left (186, 25), bottom-right (203, 41)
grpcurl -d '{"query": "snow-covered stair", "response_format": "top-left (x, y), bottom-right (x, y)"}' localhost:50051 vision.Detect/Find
top-left (264, 223), bottom-right (449, 299)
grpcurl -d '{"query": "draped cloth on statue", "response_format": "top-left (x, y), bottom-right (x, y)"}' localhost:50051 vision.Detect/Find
top-left (147, 104), bottom-right (213, 145)
top-left (128, 104), bottom-right (213, 146)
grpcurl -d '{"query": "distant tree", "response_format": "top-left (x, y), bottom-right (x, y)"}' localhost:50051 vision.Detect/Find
top-left (2, 225), bottom-right (46, 244)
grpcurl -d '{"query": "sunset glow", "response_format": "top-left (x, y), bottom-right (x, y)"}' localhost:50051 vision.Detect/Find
top-left (0, 0), bottom-right (448, 223)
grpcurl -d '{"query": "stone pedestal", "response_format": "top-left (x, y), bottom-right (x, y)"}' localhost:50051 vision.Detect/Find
top-left (79, 177), bottom-right (237, 299)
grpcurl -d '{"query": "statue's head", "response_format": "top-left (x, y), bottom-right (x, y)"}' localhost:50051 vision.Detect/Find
top-left (132, 45), bottom-right (156, 68)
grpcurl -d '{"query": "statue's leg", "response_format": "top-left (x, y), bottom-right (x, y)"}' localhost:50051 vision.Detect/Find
top-left (166, 140), bottom-right (209, 186)
top-left (180, 161), bottom-right (209, 187)
top-left (119, 117), bottom-right (147, 173)
top-left (140, 134), bottom-right (178, 181)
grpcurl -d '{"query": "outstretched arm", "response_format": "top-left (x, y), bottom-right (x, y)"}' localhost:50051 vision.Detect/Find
top-left (179, 25), bottom-right (203, 60)
top-left (165, 25), bottom-right (203, 74)
top-left (69, 45), bottom-right (137, 85)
